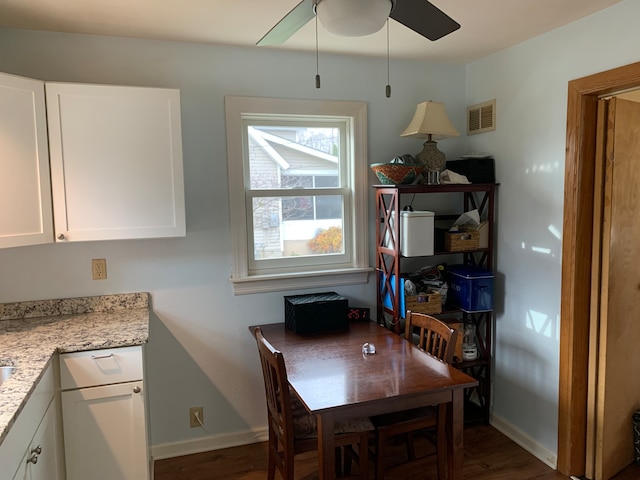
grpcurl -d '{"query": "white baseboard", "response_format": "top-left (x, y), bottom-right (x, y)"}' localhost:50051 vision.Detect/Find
top-left (490, 413), bottom-right (557, 469)
top-left (152, 415), bottom-right (558, 470)
top-left (151, 427), bottom-right (269, 461)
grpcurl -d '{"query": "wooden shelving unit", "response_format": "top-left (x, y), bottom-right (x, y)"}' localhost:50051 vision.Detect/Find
top-left (374, 183), bottom-right (498, 423)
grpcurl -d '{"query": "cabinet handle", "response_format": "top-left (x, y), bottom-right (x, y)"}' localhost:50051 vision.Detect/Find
top-left (26, 453), bottom-right (38, 464)
top-left (133, 386), bottom-right (141, 394)
top-left (30, 445), bottom-right (42, 455)
top-left (91, 353), bottom-right (114, 360)
top-left (57, 234), bottom-right (66, 240)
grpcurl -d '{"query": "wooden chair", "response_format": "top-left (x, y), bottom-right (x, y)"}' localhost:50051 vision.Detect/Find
top-left (372, 311), bottom-right (458, 479)
top-left (253, 327), bottom-right (373, 480)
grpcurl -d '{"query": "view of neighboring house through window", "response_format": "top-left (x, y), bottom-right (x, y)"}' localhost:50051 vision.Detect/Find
top-left (225, 96), bottom-right (370, 294)
top-left (248, 124), bottom-right (344, 262)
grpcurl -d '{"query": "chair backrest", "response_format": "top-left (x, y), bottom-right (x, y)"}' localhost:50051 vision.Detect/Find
top-left (254, 327), bottom-right (294, 451)
top-left (404, 311), bottom-right (458, 363)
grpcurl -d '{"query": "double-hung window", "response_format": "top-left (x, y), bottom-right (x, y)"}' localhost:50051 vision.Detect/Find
top-left (225, 96), bottom-right (371, 294)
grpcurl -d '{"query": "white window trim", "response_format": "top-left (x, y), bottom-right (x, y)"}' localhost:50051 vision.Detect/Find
top-left (225, 96), bottom-right (372, 295)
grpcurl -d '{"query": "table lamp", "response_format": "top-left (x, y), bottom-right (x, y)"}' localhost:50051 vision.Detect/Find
top-left (401, 101), bottom-right (459, 184)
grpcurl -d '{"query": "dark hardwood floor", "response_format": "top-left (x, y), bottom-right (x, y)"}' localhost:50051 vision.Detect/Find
top-left (154, 423), bottom-right (640, 479)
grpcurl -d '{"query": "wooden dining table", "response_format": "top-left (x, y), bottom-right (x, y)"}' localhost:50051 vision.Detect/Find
top-left (252, 321), bottom-right (478, 480)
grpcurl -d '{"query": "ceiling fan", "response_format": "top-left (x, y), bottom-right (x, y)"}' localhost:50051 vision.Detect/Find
top-left (257, 0), bottom-right (460, 46)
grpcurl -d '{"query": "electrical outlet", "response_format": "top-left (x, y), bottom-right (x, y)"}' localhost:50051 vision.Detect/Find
top-left (91, 259), bottom-right (107, 280)
top-left (189, 406), bottom-right (204, 428)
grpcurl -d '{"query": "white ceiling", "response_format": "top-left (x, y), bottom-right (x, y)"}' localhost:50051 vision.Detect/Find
top-left (0, 0), bottom-right (623, 63)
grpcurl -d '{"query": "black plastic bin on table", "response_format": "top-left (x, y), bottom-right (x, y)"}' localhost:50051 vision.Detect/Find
top-left (284, 292), bottom-right (349, 334)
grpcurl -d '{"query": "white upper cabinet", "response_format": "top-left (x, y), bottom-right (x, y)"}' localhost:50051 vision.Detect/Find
top-left (46, 83), bottom-right (186, 242)
top-left (0, 74), bottom-right (186, 248)
top-left (0, 72), bottom-right (54, 249)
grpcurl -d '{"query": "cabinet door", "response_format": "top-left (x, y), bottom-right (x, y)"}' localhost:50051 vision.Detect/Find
top-left (46, 83), bottom-right (186, 242)
top-left (0, 72), bottom-right (53, 249)
top-left (0, 362), bottom-right (56, 480)
top-left (13, 399), bottom-right (64, 480)
top-left (62, 381), bottom-right (149, 480)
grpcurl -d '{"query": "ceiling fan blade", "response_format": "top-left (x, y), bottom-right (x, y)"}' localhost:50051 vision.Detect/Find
top-left (257, 0), bottom-right (316, 46)
top-left (390, 0), bottom-right (460, 41)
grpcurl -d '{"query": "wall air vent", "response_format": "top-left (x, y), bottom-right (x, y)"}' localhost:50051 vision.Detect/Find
top-left (467, 99), bottom-right (496, 135)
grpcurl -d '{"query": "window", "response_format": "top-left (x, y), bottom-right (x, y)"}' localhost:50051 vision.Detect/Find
top-left (225, 96), bottom-right (371, 294)
top-left (281, 174), bottom-right (340, 221)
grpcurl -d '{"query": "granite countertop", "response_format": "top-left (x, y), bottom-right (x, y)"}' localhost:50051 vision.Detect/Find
top-left (0, 293), bottom-right (150, 447)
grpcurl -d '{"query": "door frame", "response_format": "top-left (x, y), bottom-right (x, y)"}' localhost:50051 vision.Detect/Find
top-left (558, 61), bottom-right (640, 475)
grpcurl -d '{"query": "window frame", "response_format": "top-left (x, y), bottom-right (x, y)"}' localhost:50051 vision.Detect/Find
top-left (225, 96), bottom-right (371, 295)
top-left (245, 117), bottom-right (350, 273)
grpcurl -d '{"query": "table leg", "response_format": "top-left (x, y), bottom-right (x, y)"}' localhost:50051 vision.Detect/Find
top-left (448, 389), bottom-right (464, 480)
top-left (317, 412), bottom-right (336, 479)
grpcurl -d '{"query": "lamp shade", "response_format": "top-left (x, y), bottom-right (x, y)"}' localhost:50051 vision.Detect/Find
top-left (400, 101), bottom-right (460, 140)
top-left (316, 0), bottom-right (392, 37)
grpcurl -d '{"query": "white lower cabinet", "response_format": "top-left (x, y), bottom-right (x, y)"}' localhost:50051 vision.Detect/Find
top-left (13, 399), bottom-right (64, 480)
top-left (59, 346), bottom-right (150, 480)
top-left (0, 363), bottom-right (64, 480)
top-left (61, 381), bottom-right (148, 480)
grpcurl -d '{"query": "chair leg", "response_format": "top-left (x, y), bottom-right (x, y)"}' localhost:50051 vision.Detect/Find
top-left (337, 446), bottom-right (344, 477)
top-left (436, 435), bottom-right (447, 480)
top-left (406, 431), bottom-right (417, 460)
top-left (267, 435), bottom-right (277, 480)
top-left (341, 445), bottom-right (356, 478)
top-left (375, 430), bottom-right (386, 480)
top-left (436, 405), bottom-right (448, 479)
top-left (340, 436), bottom-right (369, 480)
top-left (358, 433), bottom-right (369, 480)
top-left (267, 454), bottom-right (276, 480)
top-left (278, 441), bottom-right (296, 480)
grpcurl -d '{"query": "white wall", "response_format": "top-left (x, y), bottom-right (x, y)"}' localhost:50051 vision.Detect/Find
top-left (465, 0), bottom-right (640, 465)
top-left (0, 28), bottom-right (466, 452)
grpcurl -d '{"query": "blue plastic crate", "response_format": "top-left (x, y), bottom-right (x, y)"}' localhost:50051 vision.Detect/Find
top-left (381, 273), bottom-right (406, 319)
top-left (446, 265), bottom-right (494, 312)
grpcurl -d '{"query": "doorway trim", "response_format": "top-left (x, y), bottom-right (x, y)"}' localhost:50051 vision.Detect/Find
top-left (558, 61), bottom-right (640, 475)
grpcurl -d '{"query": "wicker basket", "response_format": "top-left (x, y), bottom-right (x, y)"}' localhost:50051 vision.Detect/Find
top-left (444, 230), bottom-right (480, 252)
top-left (405, 291), bottom-right (442, 315)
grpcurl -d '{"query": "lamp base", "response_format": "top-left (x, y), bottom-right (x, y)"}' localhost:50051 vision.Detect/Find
top-left (424, 171), bottom-right (441, 185)
top-left (415, 140), bottom-right (446, 184)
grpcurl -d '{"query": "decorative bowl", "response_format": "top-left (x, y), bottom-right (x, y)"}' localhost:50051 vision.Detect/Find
top-left (370, 163), bottom-right (423, 185)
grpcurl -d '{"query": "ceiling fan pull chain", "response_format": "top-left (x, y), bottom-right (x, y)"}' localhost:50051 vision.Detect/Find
top-left (385, 19), bottom-right (391, 98)
top-left (315, 8), bottom-right (321, 89)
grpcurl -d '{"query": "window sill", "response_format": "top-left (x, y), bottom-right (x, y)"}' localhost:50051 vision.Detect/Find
top-left (230, 267), bottom-right (374, 295)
